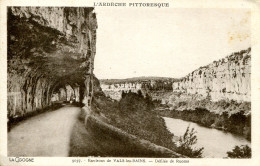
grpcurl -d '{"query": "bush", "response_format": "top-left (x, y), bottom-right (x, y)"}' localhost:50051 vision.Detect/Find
top-left (119, 91), bottom-right (154, 113)
top-left (175, 126), bottom-right (204, 158)
top-left (227, 145), bottom-right (251, 158)
top-left (93, 92), bottom-right (176, 151)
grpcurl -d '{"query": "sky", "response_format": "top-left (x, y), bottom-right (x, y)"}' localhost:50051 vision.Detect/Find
top-left (93, 8), bottom-right (250, 79)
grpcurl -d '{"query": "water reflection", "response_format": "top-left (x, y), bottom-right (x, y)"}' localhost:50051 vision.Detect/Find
top-left (163, 117), bottom-right (250, 158)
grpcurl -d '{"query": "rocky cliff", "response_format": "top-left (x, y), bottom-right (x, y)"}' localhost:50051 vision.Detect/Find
top-left (172, 48), bottom-right (251, 102)
top-left (99, 48), bottom-right (251, 114)
top-left (155, 48), bottom-right (251, 139)
top-left (100, 78), bottom-right (174, 100)
top-left (8, 7), bottom-right (97, 118)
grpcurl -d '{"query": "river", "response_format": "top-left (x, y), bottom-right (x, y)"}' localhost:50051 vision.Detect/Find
top-left (163, 117), bottom-right (251, 158)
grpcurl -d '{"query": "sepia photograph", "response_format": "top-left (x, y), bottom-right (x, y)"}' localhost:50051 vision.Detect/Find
top-left (1, 0), bottom-right (260, 165)
top-left (6, 6), bottom-right (252, 158)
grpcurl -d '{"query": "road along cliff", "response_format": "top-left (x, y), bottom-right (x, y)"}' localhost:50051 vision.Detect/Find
top-left (8, 7), bottom-right (97, 119)
top-left (8, 7), bottom-right (185, 157)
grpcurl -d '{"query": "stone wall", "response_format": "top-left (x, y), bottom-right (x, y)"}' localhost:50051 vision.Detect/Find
top-left (172, 48), bottom-right (251, 102)
top-left (8, 7), bottom-right (97, 118)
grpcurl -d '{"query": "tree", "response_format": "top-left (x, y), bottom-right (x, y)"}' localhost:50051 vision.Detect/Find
top-left (175, 126), bottom-right (204, 158)
top-left (145, 93), bottom-right (154, 109)
top-left (121, 91), bottom-right (126, 98)
top-left (227, 145), bottom-right (251, 158)
top-left (137, 90), bottom-right (143, 97)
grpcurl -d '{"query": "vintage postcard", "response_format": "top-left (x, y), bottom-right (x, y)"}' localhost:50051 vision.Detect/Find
top-left (0, 0), bottom-right (260, 165)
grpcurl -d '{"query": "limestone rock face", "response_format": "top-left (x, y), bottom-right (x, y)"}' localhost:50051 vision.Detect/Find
top-left (100, 80), bottom-right (173, 100)
top-left (8, 7), bottom-right (97, 118)
top-left (100, 83), bottom-right (141, 100)
top-left (172, 48), bottom-right (251, 102)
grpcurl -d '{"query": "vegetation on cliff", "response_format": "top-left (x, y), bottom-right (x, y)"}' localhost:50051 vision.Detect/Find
top-left (92, 91), bottom-right (177, 151)
top-left (100, 76), bottom-right (176, 84)
top-left (167, 93), bottom-right (251, 115)
top-left (92, 90), bottom-right (207, 157)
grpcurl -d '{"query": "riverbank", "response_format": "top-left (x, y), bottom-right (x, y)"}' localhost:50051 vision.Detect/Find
top-left (163, 117), bottom-right (251, 158)
top-left (155, 107), bottom-right (251, 140)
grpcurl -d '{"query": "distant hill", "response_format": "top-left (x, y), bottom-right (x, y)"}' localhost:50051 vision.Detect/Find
top-left (100, 76), bottom-right (178, 84)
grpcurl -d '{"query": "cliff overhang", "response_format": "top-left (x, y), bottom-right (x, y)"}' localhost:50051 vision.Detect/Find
top-left (8, 7), bottom-right (97, 118)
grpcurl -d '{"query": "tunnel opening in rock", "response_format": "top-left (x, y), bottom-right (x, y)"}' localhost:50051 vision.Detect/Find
top-left (51, 82), bottom-right (81, 103)
top-left (7, 7), bottom-right (98, 120)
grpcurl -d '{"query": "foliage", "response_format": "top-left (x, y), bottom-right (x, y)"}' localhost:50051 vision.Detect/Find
top-left (92, 92), bottom-right (176, 151)
top-left (175, 126), bottom-right (204, 158)
top-left (227, 145), bottom-right (251, 158)
top-left (100, 76), bottom-right (176, 84)
top-left (119, 91), bottom-right (154, 112)
top-left (156, 107), bottom-right (251, 140)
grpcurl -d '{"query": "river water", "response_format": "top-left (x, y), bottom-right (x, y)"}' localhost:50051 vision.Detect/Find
top-left (163, 117), bottom-right (251, 158)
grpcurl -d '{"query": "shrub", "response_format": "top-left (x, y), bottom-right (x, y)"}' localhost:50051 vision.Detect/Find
top-left (175, 126), bottom-right (204, 158)
top-left (227, 145), bottom-right (251, 158)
